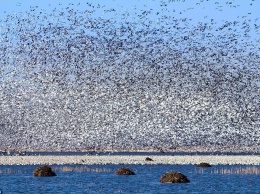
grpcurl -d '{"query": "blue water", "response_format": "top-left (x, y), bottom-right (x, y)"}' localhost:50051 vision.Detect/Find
top-left (0, 164), bottom-right (259, 194)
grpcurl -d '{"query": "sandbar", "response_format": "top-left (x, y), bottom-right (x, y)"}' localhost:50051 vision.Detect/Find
top-left (0, 155), bottom-right (259, 165)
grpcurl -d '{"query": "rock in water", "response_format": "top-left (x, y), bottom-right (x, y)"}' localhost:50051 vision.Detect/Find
top-left (33, 165), bottom-right (56, 176)
top-left (160, 172), bottom-right (190, 183)
top-left (197, 162), bottom-right (212, 167)
top-left (115, 167), bottom-right (135, 175)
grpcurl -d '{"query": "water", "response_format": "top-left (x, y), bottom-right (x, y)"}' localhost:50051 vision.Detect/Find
top-left (0, 164), bottom-right (259, 194)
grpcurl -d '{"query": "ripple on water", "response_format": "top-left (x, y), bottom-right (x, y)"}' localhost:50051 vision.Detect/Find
top-left (0, 164), bottom-right (259, 193)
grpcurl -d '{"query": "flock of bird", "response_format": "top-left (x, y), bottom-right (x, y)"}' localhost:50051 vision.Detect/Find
top-left (0, 0), bottom-right (259, 152)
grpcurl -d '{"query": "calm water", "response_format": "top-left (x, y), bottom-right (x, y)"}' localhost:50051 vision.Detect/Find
top-left (0, 164), bottom-right (259, 194)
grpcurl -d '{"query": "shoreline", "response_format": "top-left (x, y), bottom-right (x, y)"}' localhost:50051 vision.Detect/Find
top-left (0, 155), bottom-right (260, 165)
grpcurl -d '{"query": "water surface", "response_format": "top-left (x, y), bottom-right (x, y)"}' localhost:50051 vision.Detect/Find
top-left (0, 164), bottom-right (259, 193)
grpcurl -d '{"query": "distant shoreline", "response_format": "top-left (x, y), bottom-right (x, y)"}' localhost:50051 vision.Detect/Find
top-left (0, 155), bottom-right (259, 165)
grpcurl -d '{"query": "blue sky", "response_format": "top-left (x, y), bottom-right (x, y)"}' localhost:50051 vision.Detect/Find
top-left (0, 0), bottom-right (259, 45)
top-left (1, 0), bottom-right (259, 24)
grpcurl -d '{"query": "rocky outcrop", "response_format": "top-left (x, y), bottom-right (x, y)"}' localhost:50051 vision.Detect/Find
top-left (33, 165), bottom-right (57, 176)
top-left (160, 172), bottom-right (190, 183)
top-left (197, 162), bottom-right (212, 167)
top-left (145, 157), bottom-right (153, 161)
top-left (115, 167), bottom-right (135, 175)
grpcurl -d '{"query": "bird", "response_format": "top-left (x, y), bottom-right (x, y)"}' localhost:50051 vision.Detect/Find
top-left (0, 0), bottom-right (258, 154)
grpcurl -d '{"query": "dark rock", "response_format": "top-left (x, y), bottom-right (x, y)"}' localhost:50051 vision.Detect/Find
top-left (115, 167), bottom-right (135, 175)
top-left (145, 157), bottom-right (153, 161)
top-left (33, 165), bottom-right (57, 176)
top-left (160, 172), bottom-right (190, 183)
top-left (197, 162), bottom-right (212, 167)
top-left (159, 148), bottom-right (165, 153)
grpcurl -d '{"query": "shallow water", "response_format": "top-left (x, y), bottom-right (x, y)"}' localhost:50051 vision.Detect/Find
top-left (0, 164), bottom-right (259, 194)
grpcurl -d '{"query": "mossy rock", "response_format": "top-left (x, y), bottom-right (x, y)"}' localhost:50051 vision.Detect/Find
top-left (160, 172), bottom-right (190, 183)
top-left (145, 157), bottom-right (153, 161)
top-left (197, 162), bottom-right (212, 167)
top-left (33, 165), bottom-right (56, 176)
top-left (115, 167), bottom-right (135, 175)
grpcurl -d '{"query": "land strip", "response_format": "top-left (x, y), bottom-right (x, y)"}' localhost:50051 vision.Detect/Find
top-left (0, 155), bottom-right (260, 165)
